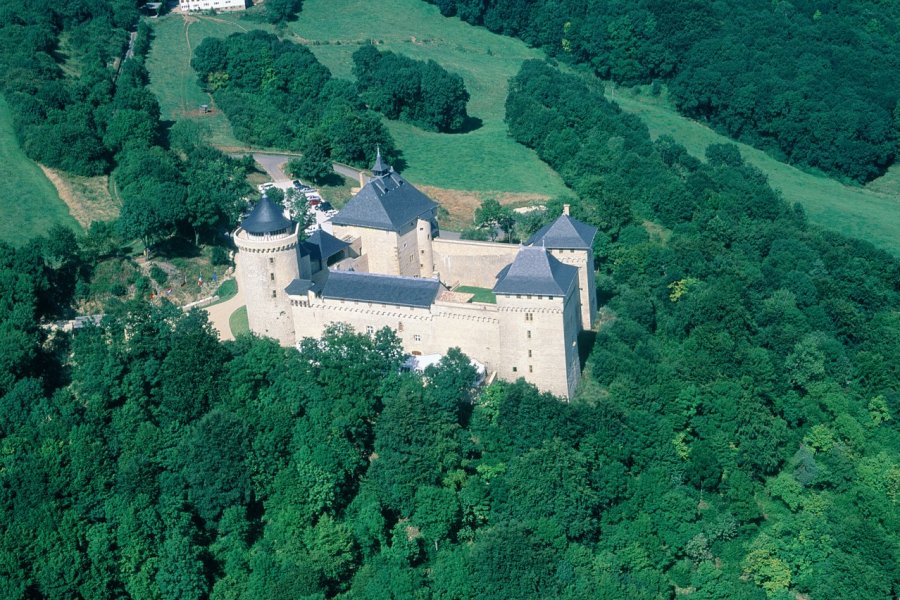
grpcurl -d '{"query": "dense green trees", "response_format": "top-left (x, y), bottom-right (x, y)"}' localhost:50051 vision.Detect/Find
top-left (503, 59), bottom-right (899, 599)
top-left (192, 31), bottom-right (398, 168)
top-left (422, 0), bottom-right (899, 182)
top-left (352, 44), bottom-right (470, 132)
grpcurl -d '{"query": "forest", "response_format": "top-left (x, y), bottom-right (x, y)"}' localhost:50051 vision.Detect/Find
top-left (191, 31), bottom-right (398, 167)
top-left (0, 0), bottom-right (898, 598)
top-left (1, 57), bottom-right (897, 598)
top-left (420, 0), bottom-right (900, 183)
top-left (352, 44), bottom-right (471, 133)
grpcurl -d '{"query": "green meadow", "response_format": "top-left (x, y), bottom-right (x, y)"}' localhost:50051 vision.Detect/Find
top-left (146, 14), bottom-right (265, 149)
top-left (288, 0), bottom-right (568, 197)
top-left (599, 82), bottom-right (900, 255)
top-left (145, 3), bottom-right (568, 198)
top-left (145, 3), bottom-right (897, 253)
top-left (0, 97), bottom-right (79, 245)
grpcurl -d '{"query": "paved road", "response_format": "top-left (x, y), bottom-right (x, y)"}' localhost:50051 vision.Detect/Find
top-left (204, 258), bottom-right (245, 342)
top-left (249, 152), bottom-right (365, 185)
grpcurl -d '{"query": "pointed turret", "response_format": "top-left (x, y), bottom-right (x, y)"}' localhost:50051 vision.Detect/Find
top-left (241, 194), bottom-right (293, 235)
top-left (371, 146), bottom-right (389, 177)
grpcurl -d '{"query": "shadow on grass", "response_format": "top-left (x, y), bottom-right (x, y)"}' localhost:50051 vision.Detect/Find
top-left (316, 171), bottom-right (347, 187)
top-left (449, 115), bottom-right (484, 134)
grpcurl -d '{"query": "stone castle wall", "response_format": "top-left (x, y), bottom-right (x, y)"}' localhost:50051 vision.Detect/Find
top-left (289, 289), bottom-right (579, 398)
top-left (432, 239), bottom-right (520, 289)
top-left (549, 248), bottom-right (596, 330)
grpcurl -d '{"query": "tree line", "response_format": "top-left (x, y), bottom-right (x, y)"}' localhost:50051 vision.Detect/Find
top-left (192, 31), bottom-right (399, 169)
top-left (421, 0), bottom-right (899, 183)
top-left (352, 44), bottom-right (471, 133)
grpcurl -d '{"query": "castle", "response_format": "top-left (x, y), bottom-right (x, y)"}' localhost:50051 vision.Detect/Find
top-left (234, 153), bottom-right (597, 399)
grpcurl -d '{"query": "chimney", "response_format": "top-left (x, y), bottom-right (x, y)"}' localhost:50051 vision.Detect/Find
top-left (563, 203), bottom-right (570, 216)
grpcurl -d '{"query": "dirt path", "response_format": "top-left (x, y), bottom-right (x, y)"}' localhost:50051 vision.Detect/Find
top-left (38, 165), bottom-right (119, 227)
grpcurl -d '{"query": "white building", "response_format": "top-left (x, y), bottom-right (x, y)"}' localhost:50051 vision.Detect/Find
top-left (235, 151), bottom-right (598, 399)
top-left (180, 0), bottom-right (246, 12)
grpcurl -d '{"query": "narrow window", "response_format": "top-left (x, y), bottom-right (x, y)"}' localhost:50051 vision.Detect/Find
top-left (398, 322), bottom-right (404, 332)
top-left (512, 366), bottom-right (517, 373)
top-left (528, 349), bottom-right (532, 358)
top-left (366, 325), bottom-right (374, 334)
top-left (269, 257), bottom-right (274, 264)
top-left (271, 290), bottom-right (276, 298)
top-left (270, 273), bottom-right (275, 281)
top-left (529, 365), bottom-right (533, 373)
top-left (414, 334), bottom-right (422, 342)
top-left (527, 330), bottom-right (532, 339)
top-left (525, 313), bottom-right (533, 321)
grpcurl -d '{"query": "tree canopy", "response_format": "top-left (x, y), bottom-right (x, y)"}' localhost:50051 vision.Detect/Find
top-left (352, 44), bottom-right (471, 132)
top-left (421, 0), bottom-right (900, 182)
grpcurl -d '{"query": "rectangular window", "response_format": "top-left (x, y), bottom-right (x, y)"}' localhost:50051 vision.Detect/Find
top-left (398, 322), bottom-right (404, 332)
top-left (525, 313), bottom-right (533, 321)
top-left (366, 326), bottom-right (374, 334)
top-left (527, 295), bottom-right (532, 299)
top-left (512, 366), bottom-right (517, 373)
top-left (414, 334), bottom-right (422, 342)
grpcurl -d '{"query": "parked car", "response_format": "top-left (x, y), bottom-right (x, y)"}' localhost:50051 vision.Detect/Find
top-left (317, 201), bottom-right (334, 212)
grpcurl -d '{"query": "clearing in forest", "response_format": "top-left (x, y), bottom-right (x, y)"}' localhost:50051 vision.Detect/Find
top-left (144, 3), bottom-right (568, 200)
top-left (287, 0), bottom-right (568, 197)
top-left (0, 97), bottom-right (80, 245)
top-left (146, 13), bottom-right (262, 149)
top-left (598, 80), bottom-right (900, 256)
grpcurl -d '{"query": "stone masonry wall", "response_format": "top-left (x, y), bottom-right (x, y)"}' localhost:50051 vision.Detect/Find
top-left (432, 239), bottom-right (520, 289)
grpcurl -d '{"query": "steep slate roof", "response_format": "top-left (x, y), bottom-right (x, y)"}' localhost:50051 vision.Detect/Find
top-left (493, 246), bottom-right (578, 297)
top-left (322, 271), bottom-right (441, 308)
top-left (241, 196), bottom-right (293, 234)
top-left (526, 214), bottom-right (597, 250)
top-left (285, 279), bottom-right (318, 296)
top-left (301, 229), bottom-right (349, 262)
top-left (332, 170), bottom-right (437, 232)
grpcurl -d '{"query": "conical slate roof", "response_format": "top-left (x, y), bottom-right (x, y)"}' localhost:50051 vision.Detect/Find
top-left (526, 214), bottom-right (597, 250)
top-left (493, 246), bottom-right (578, 296)
top-left (241, 196), bottom-right (293, 234)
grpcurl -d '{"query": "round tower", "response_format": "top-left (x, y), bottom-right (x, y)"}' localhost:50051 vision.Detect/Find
top-left (234, 196), bottom-right (300, 345)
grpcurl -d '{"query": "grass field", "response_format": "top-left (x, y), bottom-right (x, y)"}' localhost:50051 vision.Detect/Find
top-left (596, 80), bottom-right (900, 255)
top-left (0, 97), bottom-right (80, 245)
top-left (287, 0), bottom-right (568, 197)
top-left (146, 14), bottom-right (268, 149)
top-left (145, 3), bottom-right (568, 198)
